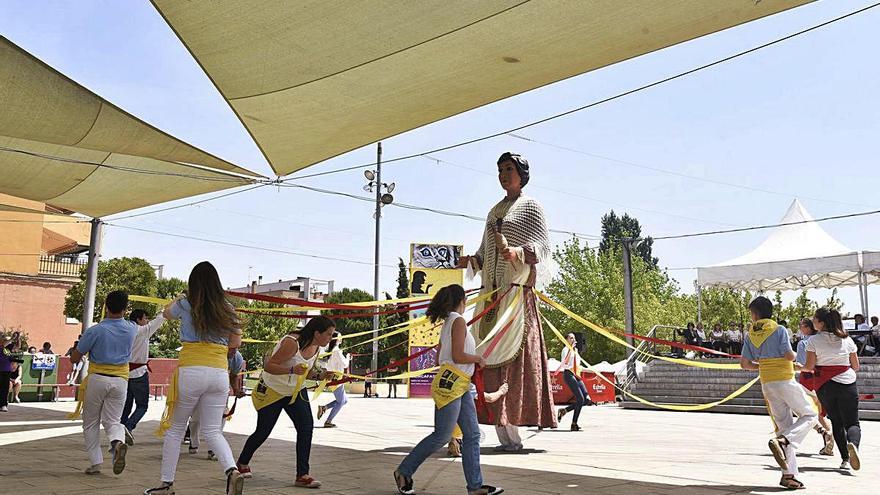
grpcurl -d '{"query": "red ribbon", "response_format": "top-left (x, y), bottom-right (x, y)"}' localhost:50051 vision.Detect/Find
top-left (620, 333), bottom-right (742, 358)
top-left (472, 365), bottom-right (493, 423)
top-left (228, 288), bottom-right (480, 311)
top-left (323, 287), bottom-right (510, 387)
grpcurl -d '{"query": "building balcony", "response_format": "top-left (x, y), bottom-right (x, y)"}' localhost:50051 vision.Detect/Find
top-left (38, 254), bottom-right (87, 279)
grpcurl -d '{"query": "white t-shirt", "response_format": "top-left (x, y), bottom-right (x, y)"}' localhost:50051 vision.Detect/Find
top-left (439, 312), bottom-right (476, 377)
top-left (725, 329), bottom-right (742, 343)
top-left (805, 332), bottom-right (858, 384)
top-left (128, 316), bottom-right (166, 379)
top-left (560, 347), bottom-right (578, 371)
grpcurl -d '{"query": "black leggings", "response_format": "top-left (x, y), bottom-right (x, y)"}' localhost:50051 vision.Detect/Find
top-left (562, 370), bottom-right (590, 424)
top-left (817, 380), bottom-right (861, 460)
top-left (238, 389), bottom-right (313, 476)
top-left (0, 371), bottom-right (10, 407)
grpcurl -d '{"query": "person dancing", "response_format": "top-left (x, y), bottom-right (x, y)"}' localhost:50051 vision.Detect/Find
top-left (188, 349), bottom-right (246, 460)
top-left (317, 332), bottom-right (350, 428)
top-left (120, 308), bottom-right (165, 445)
top-left (556, 333), bottom-right (591, 431)
top-left (144, 261), bottom-right (245, 495)
top-left (68, 290), bottom-right (135, 476)
top-left (236, 316), bottom-right (336, 488)
top-left (458, 152), bottom-right (556, 452)
top-left (394, 285), bottom-right (503, 495)
top-left (801, 308), bottom-right (862, 471)
top-left (739, 297), bottom-right (816, 490)
top-left (794, 318), bottom-right (835, 456)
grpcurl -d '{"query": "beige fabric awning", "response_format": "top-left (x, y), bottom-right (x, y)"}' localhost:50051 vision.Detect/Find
top-left (0, 36), bottom-right (263, 218)
top-left (152, 0), bottom-right (812, 176)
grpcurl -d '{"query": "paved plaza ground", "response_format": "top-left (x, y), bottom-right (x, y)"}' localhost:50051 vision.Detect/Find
top-left (0, 394), bottom-right (873, 494)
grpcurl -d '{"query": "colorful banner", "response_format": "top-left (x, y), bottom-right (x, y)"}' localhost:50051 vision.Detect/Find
top-left (551, 371), bottom-right (616, 404)
top-left (408, 346), bottom-right (440, 397)
top-left (407, 242), bottom-right (464, 397)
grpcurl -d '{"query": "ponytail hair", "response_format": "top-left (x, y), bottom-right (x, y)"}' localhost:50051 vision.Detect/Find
top-left (294, 315), bottom-right (336, 348)
top-left (425, 284), bottom-right (466, 323)
top-left (814, 307), bottom-right (847, 338)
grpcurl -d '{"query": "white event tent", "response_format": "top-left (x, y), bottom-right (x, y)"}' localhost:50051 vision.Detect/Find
top-left (697, 199), bottom-right (875, 316)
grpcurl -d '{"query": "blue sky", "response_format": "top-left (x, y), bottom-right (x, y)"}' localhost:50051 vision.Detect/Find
top-left (2, 1), bottom-right (878, 317)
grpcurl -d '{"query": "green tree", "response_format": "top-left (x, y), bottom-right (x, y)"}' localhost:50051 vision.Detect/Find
top-left (824, 288), bottom-right (844, 312)
top-left (698, 287), bottom-right (752, 328)
top-left (65, 257), bottom-right (158, 322)
top-left (396, 258), bottom-right (410, 299)
top-left (598, 210), bottom-right (658, 269)
top-left (325, 288), bottom-right (385, 371)
top-left (147, 277), bottom-right (189, 358)
top-left (544, 238), bottom-right (690, 364)
top-left (234, 300), bottom-right (300, 369)
top-left (778, 290), bottom-right (818, 329)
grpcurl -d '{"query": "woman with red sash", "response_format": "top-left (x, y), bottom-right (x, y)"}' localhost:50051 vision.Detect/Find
top-left (794, 318), bottom-right (835, 455)
top-left (802, 308), bottom-right (862, 471)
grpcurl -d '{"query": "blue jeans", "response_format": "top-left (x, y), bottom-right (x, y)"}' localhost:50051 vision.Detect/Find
top-left (398, 390), bottom-right (482, 491)
top-left (121, 373), bottom-right (150, 431)
top-left (325, 386), bottom-right (348, 423)
top-left (562, 370), bottom-right (590, 424)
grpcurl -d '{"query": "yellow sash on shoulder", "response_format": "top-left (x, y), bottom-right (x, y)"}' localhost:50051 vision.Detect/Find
top-left (155, 342), bottom-right (229, 437)
top-left (67, 362), bottom-right (129, 420)
top-left (758, 357), bottom-right (795, 384)
top-left (431, 364), bottom-right (472, 409)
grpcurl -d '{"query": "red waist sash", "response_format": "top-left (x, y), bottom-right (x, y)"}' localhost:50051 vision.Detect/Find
top-left (799, 365), bottom-right (850, 391)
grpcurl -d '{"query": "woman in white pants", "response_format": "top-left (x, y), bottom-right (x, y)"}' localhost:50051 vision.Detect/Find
top-left (145, 262), bottom-right (244, 495)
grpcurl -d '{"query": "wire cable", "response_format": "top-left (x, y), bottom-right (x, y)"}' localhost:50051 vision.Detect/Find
top-left (106, 223), bottom-right (398, 268)
top-left (106, 183), bottom-right (270, 221)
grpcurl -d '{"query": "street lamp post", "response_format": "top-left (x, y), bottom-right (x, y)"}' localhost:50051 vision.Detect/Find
top-left (364, 142), bottom-right (396, 376)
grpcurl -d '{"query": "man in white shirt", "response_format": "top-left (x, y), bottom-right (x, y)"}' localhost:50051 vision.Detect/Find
top-left (120, 308), bottom-right (165, 445)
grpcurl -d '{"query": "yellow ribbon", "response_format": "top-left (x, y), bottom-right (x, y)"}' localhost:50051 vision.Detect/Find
top-left (537, 292), bottom-right (741, 370)
top-left (310, 371), bottom-right (344, 403)
top-left (66, 363), bottom-right (129, 420)
top-left (431, 364), bottom-right (472, 409)
top-left (542, 314), bottom-right (758, 412)
top-left (155, 342), bottom-right (229, 437)
top-left (343, 366), bottom-right (438, 381)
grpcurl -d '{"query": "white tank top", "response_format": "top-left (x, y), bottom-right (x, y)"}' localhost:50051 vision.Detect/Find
top-left (261, 335), bottom-right (319, 394)
top-left (438, 312), bottom-right (476, 377)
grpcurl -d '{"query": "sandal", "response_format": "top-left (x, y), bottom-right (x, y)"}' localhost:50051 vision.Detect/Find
top-left (779, 475), bottom-right (804, 490)
top-left (768, 438), bottom-right (788, 470)
top-left (819, 432), bottom-right (834, 456)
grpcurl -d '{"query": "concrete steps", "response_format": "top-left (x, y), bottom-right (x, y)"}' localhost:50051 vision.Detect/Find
top-left (620, 357), bottom-right (880, 420)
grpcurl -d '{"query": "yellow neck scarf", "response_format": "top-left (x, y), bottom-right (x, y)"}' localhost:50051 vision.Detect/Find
top-left (748, 319), bottom-right (779, 349)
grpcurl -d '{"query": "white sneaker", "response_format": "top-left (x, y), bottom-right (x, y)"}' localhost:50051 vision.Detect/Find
top-left (124, 427), bottom-right (135, 446)
top-left (84, 464), bottom-right (102, 475)
top-left (840, 460), bottom-right (851, 470)
top-left (0, 406), bottom-right (8, 412)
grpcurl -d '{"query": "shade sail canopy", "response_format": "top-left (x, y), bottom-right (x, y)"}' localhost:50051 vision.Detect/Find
top-left (697, 200), bottom-right (871, 290)
top-left (0, 36), bottom-right (262, 218)
top-left (152, 0), bottom-right (812, 176)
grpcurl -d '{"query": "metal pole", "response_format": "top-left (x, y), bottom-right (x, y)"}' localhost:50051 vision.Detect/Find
top-left (695, 282), bottom-right (703, 324)
top-left (860, 271), bottom-right (869, 319)
top-left (622, 239), bottom-right (636, 385)
top-left (82, 218), bottom-right (103, 331)
top-left (372, 143), bottom-right (382, 377)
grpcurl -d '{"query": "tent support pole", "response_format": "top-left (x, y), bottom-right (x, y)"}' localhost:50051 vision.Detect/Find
top-left (695, 282), bottom-right (702, 325)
